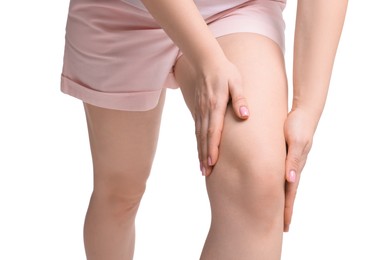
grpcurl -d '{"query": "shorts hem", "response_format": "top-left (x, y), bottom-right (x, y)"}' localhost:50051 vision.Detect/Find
top-left (61, 75), bottom-right (162, 111)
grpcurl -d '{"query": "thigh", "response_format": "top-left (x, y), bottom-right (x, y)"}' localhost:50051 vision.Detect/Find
top-left (175, 32), bottom-right (288, 161)
top-left (175, 32), bottom-right (288, 204)
top-left (83, 89), bottom-right (166, 194)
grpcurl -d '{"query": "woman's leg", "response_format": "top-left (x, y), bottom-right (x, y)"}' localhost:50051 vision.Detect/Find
top-left (174, 33), bottom-right (288, 259)
top-left (82, 90), bottom-right (166, 260)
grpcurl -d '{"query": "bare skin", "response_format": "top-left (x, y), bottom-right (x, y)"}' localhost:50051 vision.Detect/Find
top-left (83, 32), bottom-right (287, 259)
top-left (81, 0), bottom-right (348, 259)
top-left (175, 33), bottom-right (288, 259)
top-left (83, 90), bottom-right (166, 259)
top-left (139, 0), bottom-right (348, 231)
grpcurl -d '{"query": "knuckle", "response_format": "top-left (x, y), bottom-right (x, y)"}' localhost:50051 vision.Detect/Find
top-left (207, 127), bottom-right (214, 136)
top-left (194, 122), bottom-right (201, 136)
top-left (207, 96), bottom-right (218, 109)
top-left (290, 156), bottom-right (301, 166)
top-left (206, 95), bottom-right (227, 111)
top-left (197, 105), bottom-right (207, 117)
top-left (291, 135), bottom-right (312, 147)
top-left (195, 100), bottom-right (208, 117)
top-left (231, 95), bottom-right (246, 105)
top-left (207, 126), bottom-right (220, 136)
top-left (195, 128), bottom-right (201, 137)
top-left (288, 138), bottom-right (313, 158)
top-left (200, 134), bottom-right (207, 143)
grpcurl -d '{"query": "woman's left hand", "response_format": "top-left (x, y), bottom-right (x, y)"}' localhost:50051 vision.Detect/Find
top-left (283, 107), bottom-right (318, 232)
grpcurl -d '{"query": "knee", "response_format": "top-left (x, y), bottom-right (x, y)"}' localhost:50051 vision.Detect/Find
top-left (239, 158), bottom-right (285, 215)
top-left (92, 169), bottom-right (149, 216)
top-left (211, 153), bottom-right (286, 224)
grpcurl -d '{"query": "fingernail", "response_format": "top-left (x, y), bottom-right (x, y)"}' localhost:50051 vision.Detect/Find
top-left (202, 166), bottom-right (207, 176)
top-left (200, 161), bottom-right (203, 172)
top-left (289, 170), bottom-right (296, 183)
top-left (239, 106), bottom-right (249, 117)
top-left (208, 156), bottom-right (212, 166)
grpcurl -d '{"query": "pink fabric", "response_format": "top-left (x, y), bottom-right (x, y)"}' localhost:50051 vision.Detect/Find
top-left (61, 0), bottom-right (286, 111)
top-left (122, 0), bottom-right (252, 19)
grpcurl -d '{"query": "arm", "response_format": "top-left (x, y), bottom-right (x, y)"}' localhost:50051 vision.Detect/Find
top-left (284, 0), bottom-right (348, 232)
top-left (140, 0), bottom-right (250, 175)
top-left (140, 0), bottom-right (224, 70)
top-left (292, 0), bottom-right (348, 121)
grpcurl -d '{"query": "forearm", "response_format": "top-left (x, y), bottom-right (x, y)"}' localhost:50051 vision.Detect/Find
top-left (140, 0), bottom-right (226, 70)
top-left (292, 0), bottom-right (348, 123)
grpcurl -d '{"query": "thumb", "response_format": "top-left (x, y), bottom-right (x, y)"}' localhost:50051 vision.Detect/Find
top-left (229, 81), bottom-right (249, 120)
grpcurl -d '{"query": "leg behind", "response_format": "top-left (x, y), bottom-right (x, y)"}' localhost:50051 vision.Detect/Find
top-left (82, 90), bottom-right (166, 260)
top-left (174, 33), bottom-right (288, 259)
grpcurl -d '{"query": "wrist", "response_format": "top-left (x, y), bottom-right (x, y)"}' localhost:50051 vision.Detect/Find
top-left (290, 102), bottom-right (322, 129)
top-left (189, 45), bottom-right (227, 74)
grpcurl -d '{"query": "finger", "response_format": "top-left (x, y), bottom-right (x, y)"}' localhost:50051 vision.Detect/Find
top-left (195, 114), bottom-right (203, 175)
top-left (284, 143), bottom-right (301, 232)
top-left (229, 78), bottom-right (249, 120)
top-left (285, 143), bottom-right (303, 183)
top-left (200, 114), bottom-right (209, 176)
top-left (284, 143), bottom-right (306, 231)
top-left (284, 175), bottom-right (300, 232)
top-left (207, 104), bottom-right (226, 169)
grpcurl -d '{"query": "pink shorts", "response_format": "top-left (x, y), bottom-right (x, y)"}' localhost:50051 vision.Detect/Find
top-left (61, 0), bottom-right (286, 111)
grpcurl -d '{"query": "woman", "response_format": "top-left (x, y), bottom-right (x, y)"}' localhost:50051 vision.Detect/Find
top-left (60, 0), bottom-right (348, 259)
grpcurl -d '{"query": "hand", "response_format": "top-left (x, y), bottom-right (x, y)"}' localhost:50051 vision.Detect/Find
top-left (194, 56), bottom-right (249, 176)
top-left (283, 107), bottom-right (317, 232)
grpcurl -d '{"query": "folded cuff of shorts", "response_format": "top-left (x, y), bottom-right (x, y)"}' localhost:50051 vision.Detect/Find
top-left (61, 75), bottom-right (162, 111)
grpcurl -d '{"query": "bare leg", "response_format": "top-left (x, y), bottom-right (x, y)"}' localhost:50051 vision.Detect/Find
top-left (174, 34), bottom-right (288, 259)
top-left (82, 90), bottom-right (166, 260)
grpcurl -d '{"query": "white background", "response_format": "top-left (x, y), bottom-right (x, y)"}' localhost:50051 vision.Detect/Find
top-left (1, 1), bottom-right (389, 259)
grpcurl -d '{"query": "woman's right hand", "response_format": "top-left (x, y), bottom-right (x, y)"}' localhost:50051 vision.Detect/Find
top-left (139, 0), bottom-right (250, 175)
top-left (193, 55), bottom-right (250, 176)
